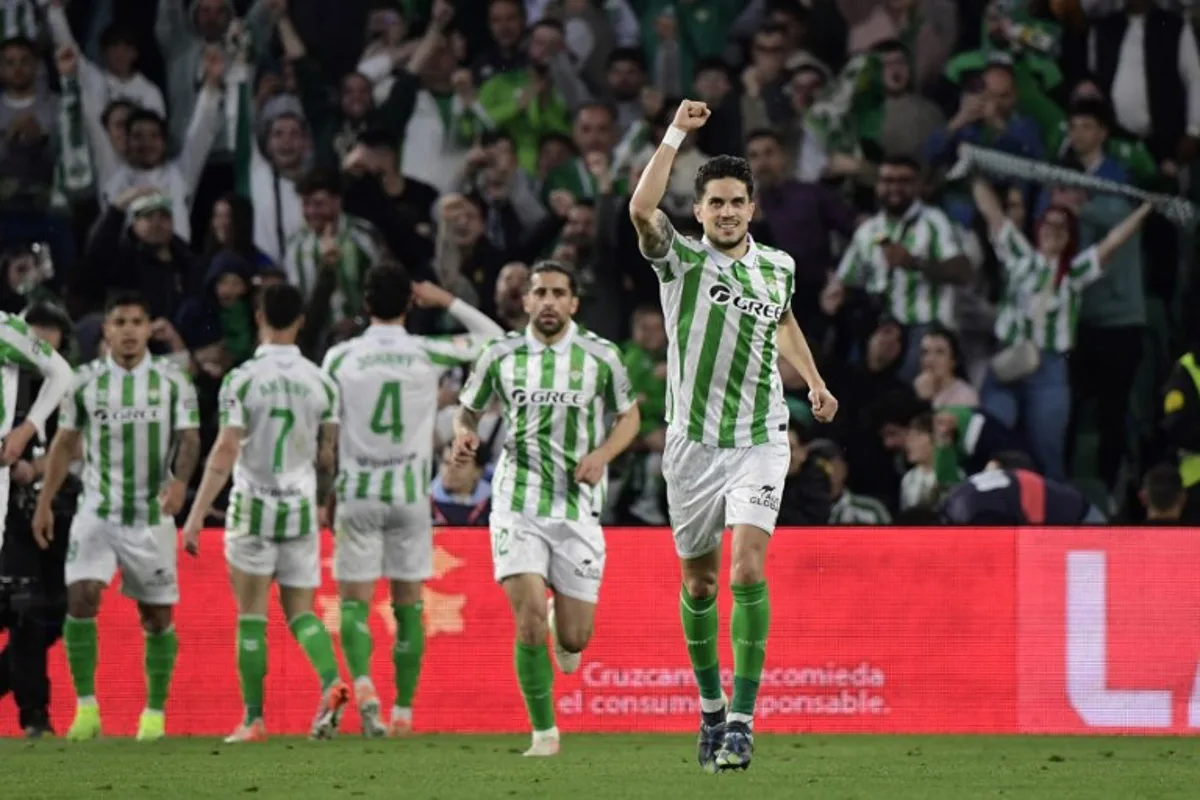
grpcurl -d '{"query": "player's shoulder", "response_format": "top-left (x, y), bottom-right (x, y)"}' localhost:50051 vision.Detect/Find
top-left (754, 242), bottom-right (796, 273)
top-left (148, 355), bottom-right (190, 381)
top-left (478, 330), bottom-right (525, 359)
top-left (70, 358), bottom-right (108, 389)
top-left (321, 337), bottom-right (358, 373)
top-left (917, 203), bottom-right (955, 227)
top-left (574, 327), bottom-right (624, 363)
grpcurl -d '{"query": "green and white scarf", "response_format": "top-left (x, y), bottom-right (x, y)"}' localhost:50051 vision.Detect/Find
top-left (949, 144), bottom-right (1197, 229)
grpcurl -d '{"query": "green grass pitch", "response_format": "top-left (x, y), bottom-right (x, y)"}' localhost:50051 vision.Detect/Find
top-left (2, 734), bottom-right (1196, 799)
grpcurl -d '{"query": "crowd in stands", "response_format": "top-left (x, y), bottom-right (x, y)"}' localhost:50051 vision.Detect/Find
top-left (1, 0), bottom-right (1197, 527)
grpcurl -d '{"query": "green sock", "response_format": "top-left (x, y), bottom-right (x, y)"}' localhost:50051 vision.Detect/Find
top-left (514, 641), bottom-right (555, 732)
top-left (680, 586), bottom-right (723, 705)
top-left (730, 581), bottom-right (770, 721)
top-left (392, 602), bottom-right (424, 708)
top-left (144, 627), bottom-right (178, 712)
top-left (63, 616), bottom-right (98, 700)
top-left (339, 600), bottom-right (373, 681)
top-left (237, 616), bottom-right (267, 721)
top-left (289, 611), bottom-right (341, 689)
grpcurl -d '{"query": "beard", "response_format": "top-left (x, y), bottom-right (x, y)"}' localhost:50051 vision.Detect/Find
top-left (534, 314), bottom-right (566, 336)
top-left (706, 223), bottom-right (746, 248)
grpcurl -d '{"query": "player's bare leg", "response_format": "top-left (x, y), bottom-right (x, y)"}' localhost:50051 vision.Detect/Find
top-left (339, 578), bottom-right (385, 738)
top-left (679, 549), bottom-right (725, 772)
top-left (225, 568), bottom-right (273, 743)
top-left (547, 592), bottom-right (595, 675)
top-left (135, 602), bottom-right (177, 742)
top-left (503, 573), bottom-right (559, 756)
top-left (63, 580), bottom-right (105, 741)
top-left (714, 524), bottom-right (771, 772)
top-left (279, 586), bottom-right (349, 740)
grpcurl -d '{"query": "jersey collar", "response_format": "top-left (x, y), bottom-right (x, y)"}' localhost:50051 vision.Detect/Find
top-left (365, 323), bottom-right (408, 338)
top-left (524, 320), bottom-right (577, 353)
top-left (700, 233), bottom-right (758, 271)
top-left (255, 343), bottom-right (300, 356)
top-left (106, 352), bottom-right (151, 375)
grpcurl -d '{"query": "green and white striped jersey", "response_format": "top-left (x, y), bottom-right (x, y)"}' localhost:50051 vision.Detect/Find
top-left (284, 214), bottom-right (382, 323)
top-left (836, 202), bottom-right (962, 327)
top-left (0, 312), bottom-right (74, 439)
top-left (219, 344), bottom-right (339, 540)
top-left (59, 355), bottom-right (200, 527)
top-left (991, 222), bottom-right (1102, 353)
top-left (460, 322), bottom-right (635, 521)
top-left (642, 230), bottom-right (794, 448)
top-left (323, 325), bottom-right (493, 506)
top-left (829, 492), bottom-right (893, 525)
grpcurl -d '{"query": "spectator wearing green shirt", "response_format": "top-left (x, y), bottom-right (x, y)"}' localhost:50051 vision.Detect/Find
top-left (478, 18), bottom-right (587, 174)
top-left (542, 103), bottom-right (619, 202)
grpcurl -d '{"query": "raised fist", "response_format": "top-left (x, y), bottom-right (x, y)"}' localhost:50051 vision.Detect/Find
top-left (671, 99), bottom-right (710, 132)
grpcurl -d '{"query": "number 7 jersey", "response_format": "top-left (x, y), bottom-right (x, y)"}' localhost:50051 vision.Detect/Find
top-left (219, 344), bottom-right (339, 540)
top-left (321, 325), bottom-right (494, 506)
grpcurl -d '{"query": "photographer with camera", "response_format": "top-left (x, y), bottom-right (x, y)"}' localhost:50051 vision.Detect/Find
top-left (0, 304), bottom-right (77, 737)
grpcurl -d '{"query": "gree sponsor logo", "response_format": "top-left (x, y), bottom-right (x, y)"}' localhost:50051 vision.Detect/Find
top-left (92, 407), bottom-right (166, 424)
top-left (510, 388), bottom-right (590, 407)
top-left (708, 284), bottom-right (784, 322)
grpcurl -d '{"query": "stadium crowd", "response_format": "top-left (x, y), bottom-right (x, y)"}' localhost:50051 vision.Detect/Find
top-left (0, 0), bottom-right (1194, 528)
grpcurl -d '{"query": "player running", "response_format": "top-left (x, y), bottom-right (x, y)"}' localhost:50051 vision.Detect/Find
top-left (321, 264), bottom-right (503, 737)
top-left (628, 100), bottom-right (839, 772)
top-left (182, 284), bottom-right (348, 743)
top-left (33, 291), bottom-right (201, 742)
top-left (450, 261), bottom-right (640, 757)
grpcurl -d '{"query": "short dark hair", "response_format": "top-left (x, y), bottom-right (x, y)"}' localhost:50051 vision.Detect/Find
top-left (607, 47), bottom-right (646, 71)
top-left (693, 56), bottom-right (732, 81)
top-left (538, 131), bottom-right (576, 154)
top-left (574, 101), bottom-right (615, 122)
top-left (102, 99), bottom-right (137, 129)
top-left (744, 128), bottom-right (784, 149)
top-left (526, 260), bottom-right (578, 296)
top-left (531, 18), bottom-right (564, 35)
top-left (126, 109), bottom-right (167, 138)
top-left (694, 155), bottom-right (754, 201)
top-left (0, 36), bottom-right (36, 58)
top-left (105, 290), bottom-right (151, 317)
top-left (363, 263), bottom-right (413, 321)
top-left (99, 23), bottom-right (138, 51)
top-left (356, 127), bottom-right (397, 151)
top-left (989, 450), bottom-right (1039, 472)
top-left (480, 129), bottom-right (515, 149)
top-left (909, 411), bottom-right (934, 434)
top-left (871, 38), bottom-right (909, 56)
top-left (1143, 463), bottom-right (1184, 511)
top-left (259, 283), bottom-right (305, 330)
top-left (296, 167), bottom-right (343, 198)
top-left (880, 153), bottom-right (920, 172)
top-left (631, 303), bottom-right (662, 320)
top-left (1068, 97), bottom-right (1111, 128)
top-left (23, 302), bottom-right (73, 345)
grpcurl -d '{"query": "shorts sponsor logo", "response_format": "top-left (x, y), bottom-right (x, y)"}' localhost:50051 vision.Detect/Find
top-left (144, 567), bottom-right (176, 589)
top-left (510, 388), bottom-right (590, 407)
top-left (707, 284), bottom-right (785, 322)
top-left (92, 407), bottom-right (166, 424)
top-left (749, 484), bottom-right (779, 511)
top-left (574, 557), bottom-right (601, 581)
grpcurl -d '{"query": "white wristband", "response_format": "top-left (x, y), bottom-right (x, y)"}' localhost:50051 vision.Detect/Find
top-left (662, 126), bottom-right (686, 150)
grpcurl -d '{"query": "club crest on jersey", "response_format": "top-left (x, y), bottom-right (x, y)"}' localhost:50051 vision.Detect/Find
top-left (707, 283), bottom-right (785, 322)
top-left (510, 388), bottom-right (589, 407)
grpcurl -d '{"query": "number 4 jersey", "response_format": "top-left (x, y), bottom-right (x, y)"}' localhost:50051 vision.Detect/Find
top-left (219, 344), bottom-right (339, 540)
top-left (322, 325), bottom-right (495, 506)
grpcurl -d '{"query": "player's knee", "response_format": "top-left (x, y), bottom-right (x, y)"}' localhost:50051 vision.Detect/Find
top-left (556, 624), bottom-right (592, 654)
top-left (515, 608), bottom-right (549, 647)
top-left (65, 582), bottom-right (102, 619)
top-left (138, 604), bottom-right (173, 634)
top-left (681, 573), bottom-right (718, 601)
top-left (729, 558), bottom-right (764, 586)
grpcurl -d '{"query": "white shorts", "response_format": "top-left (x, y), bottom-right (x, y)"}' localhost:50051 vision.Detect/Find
top-left (224, 531), bottom-right (321, 589)
top-left (333, 499), bottom-right (432, 583)
top-left (64, 513), bottom-right (179, 605)
top-left (662, 431), bottom-right (790, 559)
top-left (490, 510), bottom-right (605, 604)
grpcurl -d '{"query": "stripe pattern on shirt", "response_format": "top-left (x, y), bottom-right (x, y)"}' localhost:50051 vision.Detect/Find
top-left (459, 324), bottom-right (634, 521)
top-left (643, 229), bottom-right (795, 448)
top-left (60, 356), bottom-right (199, 527)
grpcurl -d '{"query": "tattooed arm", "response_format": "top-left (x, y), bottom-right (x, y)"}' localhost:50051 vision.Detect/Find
top-left (629, 99), bottom-right (710, 259)
top-left (315, 421), bottom-right (338, 506)
top-left (160, 428), bottom-right (202, 517)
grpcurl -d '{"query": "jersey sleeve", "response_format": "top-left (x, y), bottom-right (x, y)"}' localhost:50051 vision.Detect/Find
top-left (459, 344), bottom-right (500, 412)
top-left (925, 208), bottom-right (963, 261)
top-left (641, 222), bottom-right (704, 283)
top-left (218, 369), bottom-right (251, 429)
top-left (1065, 246), bottom-right (1103, 291)
top-left (421, 334), bottom-right (496, 367)
top-left (993, 219), bottom-right (1036, 269)
top-left (56, 369), bottom-right (89, 432)
top-left (835, 227), bottom-right (874, 287)
top-left (603, 351), bottom-right (637, 415)
top-left (0, 313), bottom-right (58, 372)
top-left (172, 370), bottom-right (201, 430)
